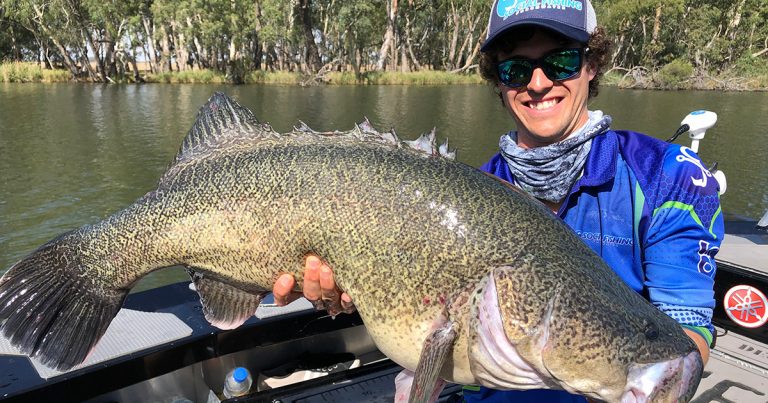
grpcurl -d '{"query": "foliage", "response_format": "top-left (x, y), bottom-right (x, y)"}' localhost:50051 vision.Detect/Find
top-left (0, 0), bottom-right (766, 88)
top-left (246, 70), bottom-right (301, 84)
top-left (0, 61), bottom-right (42, 82)
top-left (653, 59), bottom-right (694, 89)
top-left (356, 71), bottom-right (483, 85)
top-left (0, 62), bottom-right (71, 82)
top-left (732, 54), bottom-right (768, 76)
top-left (145, 69), bottom-right (227, 84)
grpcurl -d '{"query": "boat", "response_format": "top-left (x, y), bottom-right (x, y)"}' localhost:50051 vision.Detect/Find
top-left (0, 112), bottom-right (766, 402)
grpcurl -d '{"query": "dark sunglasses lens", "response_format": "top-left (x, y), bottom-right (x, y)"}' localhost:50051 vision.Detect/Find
top-left (497, 49), bottom-right (582, 87)
top-left (542, 49), bottom-right (582, 80)
top-left (497, 59), bottom-right (532, 87)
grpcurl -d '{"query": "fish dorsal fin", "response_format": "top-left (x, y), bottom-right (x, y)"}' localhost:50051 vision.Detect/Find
top-left (171, 92), bottom-right (457, 168)
top-left (173, 92), bottom-right (266, 165)
top-left (292, 120), bottom-right (456, 160)
top-left (401, 127), bottom-right (456, 159)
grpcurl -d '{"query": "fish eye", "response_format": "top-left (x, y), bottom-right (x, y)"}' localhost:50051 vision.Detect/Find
top-left (643, 321), bottom-right (659, 340)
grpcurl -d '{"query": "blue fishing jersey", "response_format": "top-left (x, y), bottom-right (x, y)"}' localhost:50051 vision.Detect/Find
top-left (464, 130), bottom-right (723, 403)
top-left (481, 129), bottom-right (722, 332)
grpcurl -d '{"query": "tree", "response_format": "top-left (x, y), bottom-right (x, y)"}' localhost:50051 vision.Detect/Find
top-left (1, 0), bottom-right (765, 84)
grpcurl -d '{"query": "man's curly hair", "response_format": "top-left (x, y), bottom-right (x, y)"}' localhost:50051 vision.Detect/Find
top-left (479, 26), bottom-right (611, 99)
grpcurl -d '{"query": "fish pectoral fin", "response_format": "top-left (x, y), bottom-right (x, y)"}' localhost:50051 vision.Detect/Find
top-left (408, 322), bottom-right (456, 403)
top-left (186, 267), bottom-right (267, 330)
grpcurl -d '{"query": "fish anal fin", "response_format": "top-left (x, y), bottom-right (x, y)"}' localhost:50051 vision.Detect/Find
top-left (407, 321), bottom-right (456, 403)
top-left (187, 268), bottom-right (267, 330)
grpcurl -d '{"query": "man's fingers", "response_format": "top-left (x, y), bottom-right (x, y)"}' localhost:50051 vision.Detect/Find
top-left (303, 256), bottom-right (322, 301)
top-left (301, 254), bottom-right (356, 315)
top-left (273, 274), bottom-right (300, 306)
top-left (319, 264), bottom-right (337, 300)
top-left (341, 293), bottom-right (356, 313)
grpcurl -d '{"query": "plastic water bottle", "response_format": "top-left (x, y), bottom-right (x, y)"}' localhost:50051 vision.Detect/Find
top-left (223, 367), bottom-right (253, 398)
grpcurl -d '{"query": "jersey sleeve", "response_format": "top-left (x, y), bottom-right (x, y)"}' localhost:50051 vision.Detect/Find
top-left (642, 145), bottom-right (724, 335)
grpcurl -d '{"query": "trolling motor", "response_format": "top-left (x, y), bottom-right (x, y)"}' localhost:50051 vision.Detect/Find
top-left (667, 110), bottom-right (727, 195)
top-left (759, 210), bottom-right (768, 231)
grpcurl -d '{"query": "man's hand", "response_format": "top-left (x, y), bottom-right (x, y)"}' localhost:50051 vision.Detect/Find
top-left (272, 255), bottom-right (355, 316)
top-left (683, 328), bottom-right (710, 365)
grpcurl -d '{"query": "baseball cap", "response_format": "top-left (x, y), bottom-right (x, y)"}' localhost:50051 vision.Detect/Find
top-left (481, 0), bottom-right (597, 51)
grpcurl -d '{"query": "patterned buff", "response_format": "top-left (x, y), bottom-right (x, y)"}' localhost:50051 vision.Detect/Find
top-left (500, 110), bottom-right (612, 203)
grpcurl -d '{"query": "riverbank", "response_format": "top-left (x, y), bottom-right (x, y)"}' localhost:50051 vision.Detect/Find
top-left (0, 62), bottom-right (484, 86)
top-left (2, 61), bottom-right (766, 90)
top-left (602, 64), bottom-right (768, 91)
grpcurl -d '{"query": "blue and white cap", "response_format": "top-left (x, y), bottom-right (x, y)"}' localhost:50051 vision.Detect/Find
top-left (481, 0), bottom-right (597, 51)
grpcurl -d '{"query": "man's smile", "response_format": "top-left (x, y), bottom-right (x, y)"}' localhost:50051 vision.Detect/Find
top-left (525, 97), bottom-right (562, 111)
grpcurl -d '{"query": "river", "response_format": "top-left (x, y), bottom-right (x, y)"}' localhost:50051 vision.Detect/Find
top-left (0, 83), bottom-right (766, 290)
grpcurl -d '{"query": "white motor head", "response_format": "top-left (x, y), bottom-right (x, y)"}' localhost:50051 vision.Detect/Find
top-left (681, 110), bottom-right (718, 141)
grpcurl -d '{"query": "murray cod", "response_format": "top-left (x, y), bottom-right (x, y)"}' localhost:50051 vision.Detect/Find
top-left (0, 93), bottom-right (702, 402)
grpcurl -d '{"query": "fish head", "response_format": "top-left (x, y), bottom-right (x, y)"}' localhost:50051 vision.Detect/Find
top-left (620, 350), bottom-right (702, 403)
top-left (542, 311), bottom-right (703, 403)
top-left (482, 267), bottom-right (703, 402)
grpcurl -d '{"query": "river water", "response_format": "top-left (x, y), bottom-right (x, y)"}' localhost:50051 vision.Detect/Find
top-left (0, 83), bottom-right (766, 290)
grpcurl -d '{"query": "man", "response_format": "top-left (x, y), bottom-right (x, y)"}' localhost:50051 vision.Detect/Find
top-left (273, 0), bottom-right (723, 401)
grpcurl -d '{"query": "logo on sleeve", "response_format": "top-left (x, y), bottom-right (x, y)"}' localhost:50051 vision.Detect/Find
top-left (676, 147), bottom-right (712, 188)
top-left (696, 240), bottom-right (718, 275)
top-left (724, 285), bottom-right (768, 328)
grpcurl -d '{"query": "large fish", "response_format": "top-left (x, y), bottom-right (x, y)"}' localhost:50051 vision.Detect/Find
top-left (0, 93), bottom-right (701, 402)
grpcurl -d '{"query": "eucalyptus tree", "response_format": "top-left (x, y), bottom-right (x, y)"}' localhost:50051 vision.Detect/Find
top-left (82, 0), bottom-right (143, 81)
top-left (600, 0), bottom-right (768, 75)
top-left (434, 0), bottom-right (487, 72)
top-left (599, 0), bottom-right (685, 68)
top-left (256, 0), bottom-right (295, 71)
top-left (685, 0), bottom-right (768, 72)
top-left (1, 0), bottom-right (765, 84)
top-left (0, 3), bottom-right (38, 62)
top-left (317, 0), bottom-right (383, 73)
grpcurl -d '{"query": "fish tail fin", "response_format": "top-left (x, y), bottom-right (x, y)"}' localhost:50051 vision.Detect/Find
top-left (0, 231), bottom-right (127, 371)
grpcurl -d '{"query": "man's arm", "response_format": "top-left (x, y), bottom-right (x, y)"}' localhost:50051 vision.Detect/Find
top-left (684, 328), bottom-right (710, 365)
top-left (641, 144), bottom-right (723, 365)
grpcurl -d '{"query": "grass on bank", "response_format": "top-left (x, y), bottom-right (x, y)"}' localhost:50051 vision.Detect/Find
top-left (0, 62), bottom-right (484, 85)
top-left (602, 57), bottom-right (768, 91)
top-left (247, 70), bottom-right (485, 85)
top-left (0, 62), bottom-right (72, 83)
top-left (3, 61), bottom-right (766, 89)
top-left (148, 69), bottom-right (228, 84)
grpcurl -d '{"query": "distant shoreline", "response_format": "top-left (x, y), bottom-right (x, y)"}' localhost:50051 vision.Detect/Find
top-left (2, 62), bottom-right (765, 91)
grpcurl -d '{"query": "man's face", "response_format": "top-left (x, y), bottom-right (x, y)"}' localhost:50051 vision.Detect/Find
top-left (497, 30), bottom-right (595, 149)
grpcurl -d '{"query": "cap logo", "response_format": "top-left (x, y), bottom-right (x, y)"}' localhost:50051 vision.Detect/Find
top-left (497, 0), bottom-right (584, 19)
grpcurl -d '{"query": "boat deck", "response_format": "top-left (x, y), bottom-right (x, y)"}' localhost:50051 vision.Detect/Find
top-left (718, 220), bottom-right (768, 274)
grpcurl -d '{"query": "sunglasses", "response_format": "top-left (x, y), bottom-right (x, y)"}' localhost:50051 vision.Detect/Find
top-left (496, 48), bottom-right (587, 88)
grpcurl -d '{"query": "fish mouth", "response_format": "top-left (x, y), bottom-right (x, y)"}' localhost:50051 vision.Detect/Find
top-left (621, 351), bottom-right (703, 403)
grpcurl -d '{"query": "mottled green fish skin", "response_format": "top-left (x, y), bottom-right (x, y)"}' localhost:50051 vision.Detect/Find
top-left (0, 93), bottom-right (699, 400)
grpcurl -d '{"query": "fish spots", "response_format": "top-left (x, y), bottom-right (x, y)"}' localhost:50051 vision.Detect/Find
top-left (421, 294), bottom-right (447, 305)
